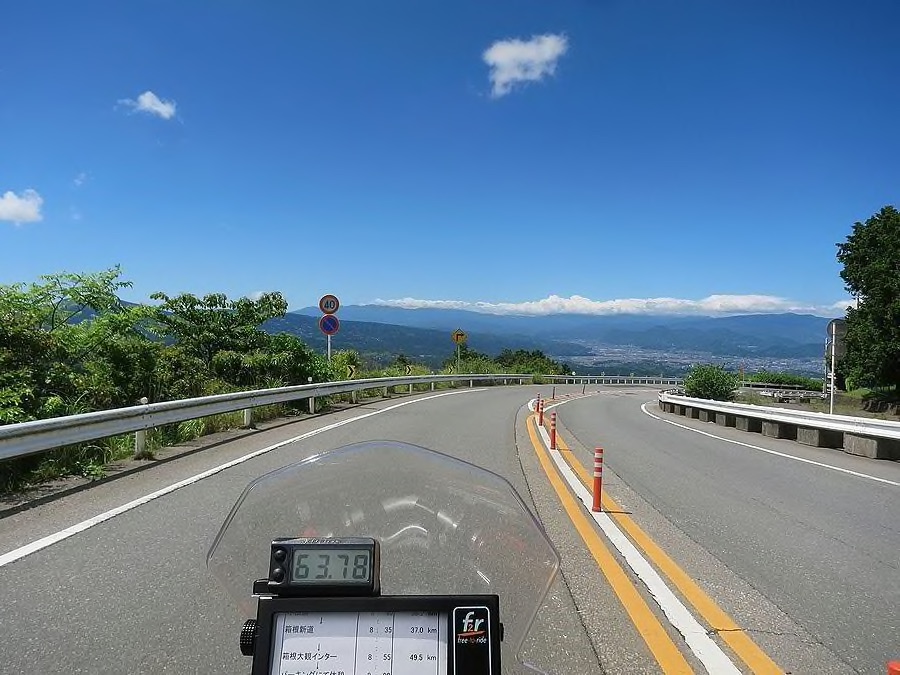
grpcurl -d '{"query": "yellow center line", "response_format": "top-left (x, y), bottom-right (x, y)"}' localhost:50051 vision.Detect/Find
top-left (553, 427), bottom-right (783, 674)
top-left (526, 415), bottom-right (694, 674)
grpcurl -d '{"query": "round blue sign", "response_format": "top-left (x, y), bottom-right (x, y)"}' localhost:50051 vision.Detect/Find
top-left (319, 314), bottom-right (340, 336)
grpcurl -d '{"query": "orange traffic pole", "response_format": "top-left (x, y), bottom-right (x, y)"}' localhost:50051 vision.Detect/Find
top-left (887, 661), bottom-right (900, 675)
top-left (592, 447), bottom-right (604, 512)
top-left (550, 412), bottom-right (557, 450)
top-left (538, 399), bottom-right (544, 426)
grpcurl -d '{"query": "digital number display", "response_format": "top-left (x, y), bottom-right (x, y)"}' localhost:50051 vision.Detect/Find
top-left (290, 549), bottom-right (371, 584)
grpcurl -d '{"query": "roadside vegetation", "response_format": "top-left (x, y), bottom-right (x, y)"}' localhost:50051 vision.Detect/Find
top-left (742, 371), bottom-right (823, 391)
top-left (0, 269), bottom-right (569, 494)
top-left (687, 205), bottom-right (900, 414)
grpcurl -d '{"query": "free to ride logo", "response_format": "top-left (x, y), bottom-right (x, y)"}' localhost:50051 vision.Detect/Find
top-left (453, 606), bottom-right (493, 675)
top-left (456, 608), bottom-right (488, 643)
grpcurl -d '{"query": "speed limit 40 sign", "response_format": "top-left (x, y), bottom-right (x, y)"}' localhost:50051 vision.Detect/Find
top-left (319, 294), bottom-right (340, 315)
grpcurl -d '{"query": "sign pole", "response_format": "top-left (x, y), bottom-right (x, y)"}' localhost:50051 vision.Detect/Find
top-left (829, 325), bottom-right (836, 415)
top-left (456, 343), bottom-right (460, 375)
top-left (327, 334), bottom-right (332, 364)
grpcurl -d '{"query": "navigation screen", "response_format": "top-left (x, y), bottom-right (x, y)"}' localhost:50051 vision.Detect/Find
top-left (271, 610), bottom-right (448, 675)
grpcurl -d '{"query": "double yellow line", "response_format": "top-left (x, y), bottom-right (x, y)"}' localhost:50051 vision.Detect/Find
top-left (527, 410), bottom-right (782, 674)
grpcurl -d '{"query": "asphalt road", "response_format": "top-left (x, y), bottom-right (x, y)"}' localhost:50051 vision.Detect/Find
top-left (557, 388), bottom-right (900, 674)
top-left (0, 388), bottom-right (604, 674)
top-left (1, 385), bottom-right (898, 674)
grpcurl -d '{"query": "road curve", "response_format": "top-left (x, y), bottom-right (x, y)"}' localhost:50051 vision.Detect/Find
top-left (2, 385), bottom-right (898, 674)
top-left (557, 387), bottom-right (900, 673)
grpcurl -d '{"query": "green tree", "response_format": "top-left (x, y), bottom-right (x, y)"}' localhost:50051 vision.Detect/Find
top-left (330, 350), bottom-right (362, 379)
top-left (0, 267), bottom-right (150, 420)
top-left (836, 205), bottom-right (900, 393)
top-left (150, 291), bottom-right (288, 369)
top-left (683, 364), bottom-right (738, 401)
top-left (393, 354), bottom-right (411, 369)
top-left (495, 348), bottom-right (567, 375)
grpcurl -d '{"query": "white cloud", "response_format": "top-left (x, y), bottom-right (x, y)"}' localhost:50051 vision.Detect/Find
top-left (247, 291), bottom-right (267, 301)
top-left (70, 207), bottom-right (83, 222)
top-left (373, 294), bottom-right (850, 317)
top-left (829, 298), bottom-right (857, 311)
top-left (118, 90), bottom-right (177, 120)
top-left (483, 33), bottom-right (569, 98)
top-left (73, 172), bottom-right (88, 187)
top-left (0, 189), bottom-right (44, 224)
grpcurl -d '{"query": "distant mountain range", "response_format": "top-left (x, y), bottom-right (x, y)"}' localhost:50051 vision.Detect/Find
top-left (79, 301), bottom-right (834, 372)
top-left (290, 305), bottom-right (832, 360)
top-left (263, 313), bottom-right (592, 368)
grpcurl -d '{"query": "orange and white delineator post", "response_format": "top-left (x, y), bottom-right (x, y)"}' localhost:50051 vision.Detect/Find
top-left (887, 661), bottom-right (900, 675)
top-left (592, 447), bottom-right (604, 512)
top-left (550, 412), bottom-right (557, 450)
top-left (538, 398), bottom-right (545, 426)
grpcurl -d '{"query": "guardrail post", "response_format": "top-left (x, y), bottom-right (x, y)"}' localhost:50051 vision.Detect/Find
top-left (431, 381), bottom-right (435, 391)
top-left (409, 383), bottom-right (414, 394)
top-left (351, 390), bottom-right (358, 404)
top-left (469, 379), bottom-right (473, 388)
top-left (134, 429), bottom-right (148, 459)
top-left (382, 386), bottom-right (389, 397)
top-left (308, 396), bottom-right (315, 414)
top-left (242, 408), bottom-right (253, 428)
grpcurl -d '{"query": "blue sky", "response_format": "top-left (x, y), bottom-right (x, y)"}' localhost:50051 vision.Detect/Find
top-left (2, 0), bottom-right (898, 316)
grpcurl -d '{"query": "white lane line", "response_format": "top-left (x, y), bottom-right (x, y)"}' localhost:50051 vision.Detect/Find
top-left (0, 389), bottom-right (481, 568)
top-left (641, 402), bottom-right (900, 488)
top-left (528, 400), bottom-right (741, 674)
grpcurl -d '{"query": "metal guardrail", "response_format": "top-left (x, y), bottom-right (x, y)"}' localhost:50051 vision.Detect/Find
top-left (658, 391), bottom-right (900, 440)
top-left (0, 374), bottom-right (533, 462)
top-left (543, 376), bottom-right (683, 386)
top-left (756, 389), bottom-right (826, 402)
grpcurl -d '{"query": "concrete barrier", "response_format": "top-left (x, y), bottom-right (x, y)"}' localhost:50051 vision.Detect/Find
top-left (844, 434), bottom-right (900, 460)
top-left (797, 427), bottom-right (843, 449)
top-left (658, 390), bottom-right (900, 461)
top-left (714, 412), bottom-right (736, 427)
top-left (698, 409), bottom-right (716, 423)
top-left (762, 420), bottom-right (797, 440)
top-left (735, 416), bottom-right (763, 433)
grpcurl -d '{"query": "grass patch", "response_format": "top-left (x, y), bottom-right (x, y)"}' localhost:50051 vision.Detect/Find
top-left (0, 433), bottom-right (136, 495)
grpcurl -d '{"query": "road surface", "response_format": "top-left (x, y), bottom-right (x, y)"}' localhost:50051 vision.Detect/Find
top-left (0, 385), bottom-right (897, 673)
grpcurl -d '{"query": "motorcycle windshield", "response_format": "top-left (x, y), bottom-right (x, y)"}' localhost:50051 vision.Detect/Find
top-left (207, 441), bottom-right (560, 673)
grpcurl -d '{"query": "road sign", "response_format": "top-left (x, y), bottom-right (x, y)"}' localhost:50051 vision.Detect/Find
top-left (346, 364), bottom-right (357, 379)
top-left (319, 314), bottom-right (340, 336)
top-left (405, 364), bottom-right (412, 376)
top-left (319, 294), bottom-right (340, 315)
top-left (827, 318), bottom-right (847, 339)
top-left (826, 319), bottom-right (847, 415)
top-left (451, 329), bottom-right (467, 345)
top-left (827, 338), bottom-right (847, 359)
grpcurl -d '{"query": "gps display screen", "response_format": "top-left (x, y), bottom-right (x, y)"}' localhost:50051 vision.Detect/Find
top-left (271, 610), bottom-right (447, 675)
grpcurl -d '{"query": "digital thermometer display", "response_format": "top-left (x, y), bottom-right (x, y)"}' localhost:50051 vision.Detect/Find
top-left (291, 548), bottom-right (371, 584)
top-left (268, 538), bottom-right (379, 595)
